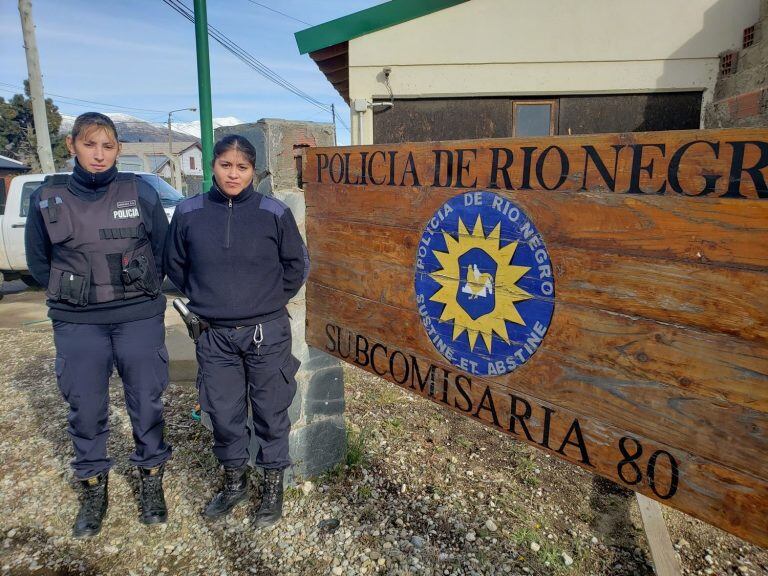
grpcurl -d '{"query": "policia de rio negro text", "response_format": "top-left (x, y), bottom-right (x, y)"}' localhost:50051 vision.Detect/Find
top-left (24, 112), bottom-right (171, 538)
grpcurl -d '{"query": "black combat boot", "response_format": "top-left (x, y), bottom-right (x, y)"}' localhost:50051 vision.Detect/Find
top-left (72, 473), bottom-right (108, 538)
top-left (139, 464), bottom-right (168, 525)
top-left (253, 468), bottom-right (284, 528)
top-left (203, 466), bottom-right (249, 519)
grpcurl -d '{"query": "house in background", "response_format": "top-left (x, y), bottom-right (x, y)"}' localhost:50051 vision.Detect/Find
top-left (0, 155), bottom-right (30, 212)
top-left (117, 141), bottom-right (203, 195)
top-left (295, 0), bottom-right (763, 144)
top-left (705, 0), bottom-right (768, 127)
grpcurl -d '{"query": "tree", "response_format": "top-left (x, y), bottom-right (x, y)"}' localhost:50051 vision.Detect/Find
top-left (0, 81), bottom-right (69, 171)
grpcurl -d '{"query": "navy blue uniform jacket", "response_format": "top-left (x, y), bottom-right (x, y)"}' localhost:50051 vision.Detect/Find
top-left (165, 182), bottom-right (309, 326)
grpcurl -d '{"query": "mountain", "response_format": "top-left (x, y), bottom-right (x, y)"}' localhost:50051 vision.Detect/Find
top-left (59, 113), bottom-right (202, 143)
top-left (169, 116), bottom-right (243, 138)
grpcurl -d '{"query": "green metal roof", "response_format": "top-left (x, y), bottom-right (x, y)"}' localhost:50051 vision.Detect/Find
top-left (295, 0), bottom-right (470, 55)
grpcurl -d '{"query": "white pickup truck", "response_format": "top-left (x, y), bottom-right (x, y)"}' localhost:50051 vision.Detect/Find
top-left (0, 172), bottom-right (184, 297)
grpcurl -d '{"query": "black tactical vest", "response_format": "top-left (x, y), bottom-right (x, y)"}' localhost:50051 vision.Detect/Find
top-left (38, 173), bottom-right (160, 306)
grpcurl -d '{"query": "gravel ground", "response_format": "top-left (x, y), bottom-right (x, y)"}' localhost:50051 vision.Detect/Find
top-left (0, 325), bottom-right (766, 576)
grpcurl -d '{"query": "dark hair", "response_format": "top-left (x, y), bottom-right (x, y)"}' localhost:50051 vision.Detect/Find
top-left (213, 134), bottom-right (257, 168)
top-left (71, 112), bottom-right (119, 142)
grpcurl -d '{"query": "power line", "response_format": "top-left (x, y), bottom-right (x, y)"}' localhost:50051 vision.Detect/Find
top-left (164, 0), bottom-right (328, 110)
top-left (244, 0), bottom-right (312, 26)
top-left (335, 114), bottom-right (349, 132)
top-left (162, 0), bottom-right (334, 117)
top-left (0, 81), bottom-right (169, 114)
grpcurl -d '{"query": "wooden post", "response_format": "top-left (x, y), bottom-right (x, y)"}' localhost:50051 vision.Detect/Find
top-left (636, 493), bottom-right (681, 576)
top-left (18, 0), bottom-right (55, 173)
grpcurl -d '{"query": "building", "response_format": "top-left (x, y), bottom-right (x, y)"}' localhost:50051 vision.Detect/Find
top-left (117, 141), bottom-right (203, 194)
top-left (0, 155), bottom-right (31, 210)
top-left (705, 0), bottom-right (768, 127)
top-left (295, 0), bottom-right (762, 144)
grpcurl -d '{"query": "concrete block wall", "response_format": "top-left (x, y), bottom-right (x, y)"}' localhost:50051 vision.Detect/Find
top-left (705, 0), bottom-right (768, 127)
top-left (215, 119), bottom-right (344, 482)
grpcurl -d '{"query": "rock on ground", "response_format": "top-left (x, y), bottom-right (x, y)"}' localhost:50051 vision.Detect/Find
top-left (0, 327), bottom-right (767, 575)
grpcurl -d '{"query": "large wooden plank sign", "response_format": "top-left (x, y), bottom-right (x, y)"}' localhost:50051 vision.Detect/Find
top-left (302, 129), bottom-right (768, 547)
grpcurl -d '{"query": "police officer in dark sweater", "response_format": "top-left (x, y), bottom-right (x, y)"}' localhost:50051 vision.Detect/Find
top-left (165, 135), bottom-right (308, 527)
top-left (25, 113), bottom-right (171, 538)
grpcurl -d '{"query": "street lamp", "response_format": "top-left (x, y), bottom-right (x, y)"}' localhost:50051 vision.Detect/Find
top-left (167, 107), bottom-right (197, 191)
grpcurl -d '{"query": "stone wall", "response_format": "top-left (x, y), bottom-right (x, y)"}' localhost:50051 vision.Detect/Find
top-left (214, 119), bottom-right (344, 481)
top-left (704, 0), bottom-right (768, 127)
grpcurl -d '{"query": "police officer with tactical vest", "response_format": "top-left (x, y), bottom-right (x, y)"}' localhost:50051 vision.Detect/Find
top-left (25, 112), bottom-right (172, 538)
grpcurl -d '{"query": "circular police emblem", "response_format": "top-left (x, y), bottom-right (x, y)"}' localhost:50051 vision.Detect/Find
top-left (414, 191), bottom-right (555, 377)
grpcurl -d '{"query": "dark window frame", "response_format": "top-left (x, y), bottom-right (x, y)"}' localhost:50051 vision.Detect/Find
top-left (720, 52), bottom-right (736, 76)
top-left (743, 25), bottom-right (755, 48)
top-left (512, 100), bottom-right (559, 137)
top-left (19, 182), bottom-right (42, 217)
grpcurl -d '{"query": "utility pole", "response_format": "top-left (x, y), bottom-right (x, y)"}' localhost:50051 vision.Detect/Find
top-left (168, 114), bottom-right (174, 189)
top-left (167, 107), bottom-right (196, 191)
top-left (193, 0), bottom-right (214, 192)
top-left (18, 0), bottom-right (55, 173)
top-left (331, 103), bottom-right (337, 146)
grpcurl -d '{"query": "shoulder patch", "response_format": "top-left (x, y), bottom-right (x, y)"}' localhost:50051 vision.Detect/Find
top-left (178, 194), bottom-right (205, 215)
top-left (259, 195), bottom-right (287, 217)
top-left (49, 174), bottom-right (70, 186)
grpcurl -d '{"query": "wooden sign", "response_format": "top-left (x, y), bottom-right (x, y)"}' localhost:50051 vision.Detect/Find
top-left (302, 129), bottom-right (768, 547)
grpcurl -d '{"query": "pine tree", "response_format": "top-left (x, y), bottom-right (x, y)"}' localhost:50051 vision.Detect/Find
top-left (0, 81), bottom-right (68, 171)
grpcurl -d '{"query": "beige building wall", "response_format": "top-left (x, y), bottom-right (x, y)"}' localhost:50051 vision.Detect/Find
top-left (347, 0), bottom-right (761, 143)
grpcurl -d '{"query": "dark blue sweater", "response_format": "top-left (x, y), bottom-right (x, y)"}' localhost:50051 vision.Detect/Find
top-left (165, 181), bottom-right (309, 326)
top-left (25, 162), bottom-right (168, 324)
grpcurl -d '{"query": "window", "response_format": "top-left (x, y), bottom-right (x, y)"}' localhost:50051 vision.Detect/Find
top-left (189, 156), bottom-right (196, 170)
top-left (137, 174), bottom-right (184, 207)
top-left (720, 52), bottom-right (736, 76)
top-left (0, 179), bottom-right (6, 215)
top-left (20, 181), bottom-right (42, 217)
top-left (513, 101), bottom-right (557, 137)
top-left (744, 25), bottom-right (755, 48)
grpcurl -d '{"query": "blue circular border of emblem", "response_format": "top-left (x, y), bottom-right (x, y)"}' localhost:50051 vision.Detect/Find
top-left (414, 191), bottom-right (555, 377)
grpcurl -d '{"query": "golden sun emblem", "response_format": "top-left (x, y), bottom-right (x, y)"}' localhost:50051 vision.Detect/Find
top-left (429, 215), bottom-right (532, 353)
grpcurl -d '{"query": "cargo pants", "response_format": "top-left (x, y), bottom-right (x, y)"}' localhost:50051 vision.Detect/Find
top-left (52, 314), bottom-right (172, 479)
top-left (195, 314), bottom-right (299, 469)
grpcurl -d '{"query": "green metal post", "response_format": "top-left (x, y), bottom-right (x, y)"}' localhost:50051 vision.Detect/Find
top-left (193, 0), bottom-right (214, 192)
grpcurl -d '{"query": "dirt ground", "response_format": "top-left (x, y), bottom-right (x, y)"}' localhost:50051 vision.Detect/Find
top-left (0, 318), bottom-right (766, 576)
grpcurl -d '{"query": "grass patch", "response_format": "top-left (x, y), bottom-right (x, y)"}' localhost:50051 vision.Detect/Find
top-left (283, 485), bottom-right (302, 501)
top-left (320, 426), bottom-right (372, 483)
top-left (358, 485), bottom-right (373, 499)
top-left (511, 527), bottom-right (537, 547)
top-left (383, 416), bottom-right (405, 437)
top-left (346, 426), bottom-right (370, 469)
top-left (539, 542), bottom-right (569, 573)
top-left (512, 454), bottom-right (540, 487)
top-left (454, 435), bottom-right (473, 449)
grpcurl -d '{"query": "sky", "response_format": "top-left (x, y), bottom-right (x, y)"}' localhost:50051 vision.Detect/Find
top-left (1, 0), bottom-right (380, 145)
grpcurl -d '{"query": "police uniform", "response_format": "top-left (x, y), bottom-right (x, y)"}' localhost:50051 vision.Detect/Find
top-left (165, 180), bottom-right (308, 525)
top-left (25, 161), bottom-right (171, 535)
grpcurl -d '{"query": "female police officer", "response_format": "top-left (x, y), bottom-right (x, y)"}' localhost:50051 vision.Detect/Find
top-left (165, 134), bottom-right (308, 527)
top-left (25, 112), bottom-right (171, 537)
